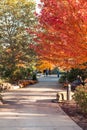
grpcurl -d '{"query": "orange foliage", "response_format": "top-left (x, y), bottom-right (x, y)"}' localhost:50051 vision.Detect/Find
top-left (16, 63), bottom-right (26, 68)
top-left (18, 80), bottom-right (37, 88)
top-left (6, 49), bottom-right (12, 53)
top-left (36, 60), bottom-right (54, 72)
top-left (29, 0), bottom-right (87, 69)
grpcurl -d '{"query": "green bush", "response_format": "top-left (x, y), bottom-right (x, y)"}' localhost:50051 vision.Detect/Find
top-left (59, 74), bottom-right (67, 83)
top-left (59, 68), bottom-right (87, 83)
top-left (0, 67), bottom-right (35, 83)
top-left (67, 68), bottom-right (84, 82)
top-left (73, 85), bottom-right (87, 114)
top-left (12, 69), bottom-right (23, 81)
top-left (32, 73), bottom-right (37, 80)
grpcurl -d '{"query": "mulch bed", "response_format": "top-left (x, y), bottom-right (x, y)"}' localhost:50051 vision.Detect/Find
top-left (59, 100), bottom-right (87, 130)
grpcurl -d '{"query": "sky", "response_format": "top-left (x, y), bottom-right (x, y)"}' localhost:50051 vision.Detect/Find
top-left (35, 0), bottom-right (40, 4)
top-left (35, 0), bottom-right (41, 13)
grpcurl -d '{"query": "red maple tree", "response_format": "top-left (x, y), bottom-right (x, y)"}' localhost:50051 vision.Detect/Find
top-left (28, 0), bottom-right (87, 69)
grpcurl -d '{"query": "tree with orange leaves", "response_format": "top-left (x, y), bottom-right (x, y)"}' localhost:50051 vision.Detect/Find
top-left (36, 60), bottom-right (54, 72)
top-left (31, 0), bottom-right (87, 70)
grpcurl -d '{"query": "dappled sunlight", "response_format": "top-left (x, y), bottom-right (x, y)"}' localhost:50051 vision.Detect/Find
top-left (0, 76), bottom-right (82, 130)
top-left (3, 77), bottom-right (60, 104)
top-left (0, 112), bottom-right (47, 119)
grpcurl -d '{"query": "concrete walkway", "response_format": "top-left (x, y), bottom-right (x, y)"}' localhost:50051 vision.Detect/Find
top-left (0, 75), bottom-right (82, 130)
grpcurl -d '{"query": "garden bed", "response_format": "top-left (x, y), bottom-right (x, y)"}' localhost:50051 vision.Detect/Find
top-left (18, 79), bottom-right (38, 88)
top-left (59, 100), bottom-right (87, 130)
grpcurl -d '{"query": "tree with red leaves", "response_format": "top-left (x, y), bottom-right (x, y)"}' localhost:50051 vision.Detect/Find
top-left (29, 0), bottom-right (87, 69)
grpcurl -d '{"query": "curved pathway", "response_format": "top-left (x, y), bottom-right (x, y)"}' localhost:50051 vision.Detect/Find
top-left (0, 75), bottom-right (82, 130)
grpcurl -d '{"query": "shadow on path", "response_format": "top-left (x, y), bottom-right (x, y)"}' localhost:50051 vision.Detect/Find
top-left (0, 75), bottom-right (82, 130)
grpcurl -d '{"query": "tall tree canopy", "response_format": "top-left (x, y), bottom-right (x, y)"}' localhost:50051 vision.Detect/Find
top-left (0, 0), bottom-right (37, 80)
top-left (31, 0), bottom-right (87, 69)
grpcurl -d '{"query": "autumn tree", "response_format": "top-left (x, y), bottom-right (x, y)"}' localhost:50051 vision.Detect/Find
top-left (36, 60), bottom-right (54, 72)
top-left (32, 0), bottom-right (87, 70)
top-left (0, 0), bottom-right (37, 81)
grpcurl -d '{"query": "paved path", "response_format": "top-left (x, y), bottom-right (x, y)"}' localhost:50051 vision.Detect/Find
top-left (0, 75), bottom-right (82, 130)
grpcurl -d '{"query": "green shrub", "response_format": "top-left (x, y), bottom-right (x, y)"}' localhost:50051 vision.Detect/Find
top-left (73, 85), bottom-right (87, 114)
top-left (59, 74), bottom-right (67, 83)
top-left (32, 73), bottom-right (37, 80)
top-left (59, 68), bottom-right (87, 83)
top-left (12, 69), bottom-right (23, 81)
top-left (67, 68), bottom-right (84, 82)
top-left (0, 67), bottom-right (35, 83)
